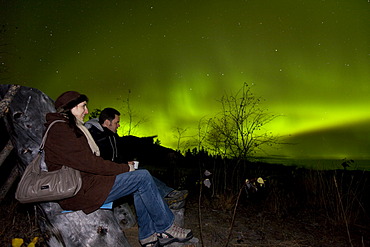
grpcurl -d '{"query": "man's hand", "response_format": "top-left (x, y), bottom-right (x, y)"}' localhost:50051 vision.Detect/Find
top-left (127, 162), bottom-right (135, 172)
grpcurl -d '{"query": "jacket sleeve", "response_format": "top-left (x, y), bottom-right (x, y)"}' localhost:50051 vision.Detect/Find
top-left (44, 122), bottom-right (129, 175)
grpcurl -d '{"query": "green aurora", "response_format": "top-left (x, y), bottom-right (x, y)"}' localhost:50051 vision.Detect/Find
top-left (1, 0), bottom-right (370, 162)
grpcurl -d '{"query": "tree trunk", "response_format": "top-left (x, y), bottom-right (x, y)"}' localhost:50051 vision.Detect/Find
top-left (38, 202), bottom-right (131, 247)
top-left (0, 139), bottom-right (13, 168)
top-left (0, 84), bottom-right (131, 247)
top-left (0, 164), bottom-right (19, 201)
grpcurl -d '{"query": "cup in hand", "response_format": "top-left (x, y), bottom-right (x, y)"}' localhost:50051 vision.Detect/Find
top-left (133, 161), bottom-right (139, 169)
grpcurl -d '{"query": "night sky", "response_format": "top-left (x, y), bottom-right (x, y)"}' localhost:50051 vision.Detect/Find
top-left (1, 1), bottom-right (369, 162)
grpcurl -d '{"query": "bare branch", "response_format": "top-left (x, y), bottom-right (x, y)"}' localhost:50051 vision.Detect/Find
top-left (204, 83), bottom-right (280, 160)
top-left (0, 139), bottom-right (13, 168)
top-left (0, 84), bottom-right (21, 117)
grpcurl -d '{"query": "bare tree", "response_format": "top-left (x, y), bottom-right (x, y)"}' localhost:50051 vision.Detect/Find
top-left (88, 108), bottom-right (101, 120)
top-left (195, 116), bottom-right (212, 152)
top-left (173, 127), bottom-right (188, 151)
top-left (172, 126), bottom-right (198, 153)
top-left (119, 89), bottom-right (147, 136)
top-left (206, 83), bottom-right (279, 161)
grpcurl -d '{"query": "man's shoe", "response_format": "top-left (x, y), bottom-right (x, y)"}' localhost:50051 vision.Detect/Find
top-left (169, 200), bottom-right (186, 210)
top-left (164, 190), bottom-right (188, 205)
top-left (157, 224), bottom-right (193, 246)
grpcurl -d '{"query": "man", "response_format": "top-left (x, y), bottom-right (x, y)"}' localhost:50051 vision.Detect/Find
top-left (85, 107), bottom-right (188, 209)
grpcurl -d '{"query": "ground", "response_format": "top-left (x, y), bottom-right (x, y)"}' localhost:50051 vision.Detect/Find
top-left (184, 194), bottom-right (369, 247)
top-left (0, 191), bottom-right (369, 247)
top-left (92, 192), bottom-right (370, 247)
top-left (1, 166), bottom-right (369, 247)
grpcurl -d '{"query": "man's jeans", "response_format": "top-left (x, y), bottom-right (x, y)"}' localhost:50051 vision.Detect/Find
top-left (104, 169), bottom-right (174, 240)
top-left (152, 176), bottom-right (174, 198)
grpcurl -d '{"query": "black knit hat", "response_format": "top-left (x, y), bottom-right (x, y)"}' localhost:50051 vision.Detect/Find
top-left (55, 91), bottom-right (88, 111)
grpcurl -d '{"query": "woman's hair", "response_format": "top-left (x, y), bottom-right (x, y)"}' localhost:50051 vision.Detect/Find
top-left (62, 111), bottom-right (84, 137)
top-left (55, 91), bottom-right (88, 137)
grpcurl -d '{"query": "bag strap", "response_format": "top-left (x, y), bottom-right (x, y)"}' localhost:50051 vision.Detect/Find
top-left (39, 120), bottom-right (66, 151)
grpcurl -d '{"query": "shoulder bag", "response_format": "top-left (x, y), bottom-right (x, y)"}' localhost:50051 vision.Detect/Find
top-left (15, 120), bottom-right (82, 203)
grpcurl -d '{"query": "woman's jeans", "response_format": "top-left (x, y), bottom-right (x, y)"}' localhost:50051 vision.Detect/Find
top-left (104, 169), bottom-right (174, 240)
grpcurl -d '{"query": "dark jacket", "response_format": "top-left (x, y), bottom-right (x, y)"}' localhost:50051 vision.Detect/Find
top-left (85, 118), bottom-right (125, 163)
top-left (44, 113), bottom-right (129, 214)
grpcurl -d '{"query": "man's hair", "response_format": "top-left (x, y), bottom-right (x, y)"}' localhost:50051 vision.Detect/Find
top-left (99, 108), bottom-right (121, 124)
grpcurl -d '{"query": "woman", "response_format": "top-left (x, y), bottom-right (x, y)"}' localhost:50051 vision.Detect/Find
top-left (44, 91), bottom-right (192, 247)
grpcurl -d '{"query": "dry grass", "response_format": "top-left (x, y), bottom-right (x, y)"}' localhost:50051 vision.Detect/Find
top-left (0, 198), bottom-right (45, 246)
top-left (1, 161), bottom-right (369, 247)
top-left (188, 163), bottom-right (369, 247)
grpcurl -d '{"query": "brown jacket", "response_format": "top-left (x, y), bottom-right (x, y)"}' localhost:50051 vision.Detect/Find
top-left (44, 113), bottom-right (129, 214)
